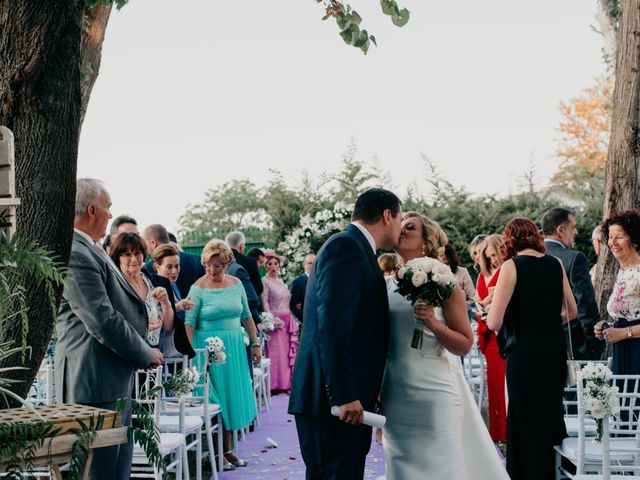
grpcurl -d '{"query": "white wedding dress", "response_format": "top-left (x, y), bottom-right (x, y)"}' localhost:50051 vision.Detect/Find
top-left (381, 277), bottom-right (509, 480)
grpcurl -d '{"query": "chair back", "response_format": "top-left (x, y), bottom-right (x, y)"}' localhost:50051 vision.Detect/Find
top-left (462, 340), bottom-right (485, 409)
top-left (563, 359), bottom-right (612, 414)
top-left (189, 348), bottom-right (213, 417)
top-left (575, 372), bottom-right (640, 477)
top-left (133, 366), bottom-right (163, 425)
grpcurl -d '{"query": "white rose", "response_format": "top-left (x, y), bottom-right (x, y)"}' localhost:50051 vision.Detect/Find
top-left (397, 267), bottom-right (408, 279)
top-left (412, 270), bottom-right (428, 287)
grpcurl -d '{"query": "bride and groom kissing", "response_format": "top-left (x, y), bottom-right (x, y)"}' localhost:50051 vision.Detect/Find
top-left (288, 188), bottom-right (508, 480)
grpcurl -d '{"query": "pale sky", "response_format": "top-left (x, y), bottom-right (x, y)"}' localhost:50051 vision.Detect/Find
top-left (78, 0), bottom-right (606, 235)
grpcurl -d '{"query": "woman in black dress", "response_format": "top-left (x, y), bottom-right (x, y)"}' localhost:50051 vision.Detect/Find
top-left (487, 217), bottom-right (577, 480)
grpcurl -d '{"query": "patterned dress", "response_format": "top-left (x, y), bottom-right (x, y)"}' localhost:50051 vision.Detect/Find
top-left (607, 266), bottom-right (640, 376)
top-left (185, 283), bottom-right (256, 430)
top-left (261, 275), bottom-right (299, 391)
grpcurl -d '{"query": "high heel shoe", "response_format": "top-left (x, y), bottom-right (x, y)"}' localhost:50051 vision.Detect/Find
top-left (224, 451), bottom-right (248, 467)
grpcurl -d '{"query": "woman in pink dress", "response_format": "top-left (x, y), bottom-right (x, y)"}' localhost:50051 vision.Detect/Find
top-left (261, 252), bottom-right (299, 393)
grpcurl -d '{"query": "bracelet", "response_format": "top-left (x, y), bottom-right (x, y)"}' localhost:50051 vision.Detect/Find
top-left (438, 325), bottom-right (449, 341)
top-left (252, 343), bottom-right (261, 348)
top-left (628, 326), bottom-right (633, 339)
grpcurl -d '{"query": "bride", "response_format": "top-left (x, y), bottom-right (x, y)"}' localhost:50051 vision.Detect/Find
top-left (381, 212), bottom-right (509, 480)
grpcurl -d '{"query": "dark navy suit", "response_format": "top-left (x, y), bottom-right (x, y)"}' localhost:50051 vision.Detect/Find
top-left (289, 273), bottom-right (308, 322)
top-left (288, 224), bottom-right (389, 479)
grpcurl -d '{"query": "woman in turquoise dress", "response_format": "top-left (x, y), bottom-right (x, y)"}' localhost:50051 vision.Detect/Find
top-left (185, 239), bottom-right (261, 471)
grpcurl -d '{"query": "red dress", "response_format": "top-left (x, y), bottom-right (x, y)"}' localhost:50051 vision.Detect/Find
top-left (476, 269), bottom-right (507, 443)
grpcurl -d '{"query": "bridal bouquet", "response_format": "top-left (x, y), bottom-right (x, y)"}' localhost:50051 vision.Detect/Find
top-left (580, 362), bottom-right (620, 442)
top-left (396, 257), bottom-right (457, 349)
top-left (205, 336), bottom-right (227, 367)
top-left (164, 366), bottom-right (200, 400)
top-left (260, 312), bottom-right (276, 331)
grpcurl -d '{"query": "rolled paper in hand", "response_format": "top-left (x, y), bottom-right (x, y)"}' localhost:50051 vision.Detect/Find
top-left (330, 406), bottom-right (386, 428)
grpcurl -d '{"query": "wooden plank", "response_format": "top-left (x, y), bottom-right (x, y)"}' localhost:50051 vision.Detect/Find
top-left (0, 427), bottom-right (128, 472)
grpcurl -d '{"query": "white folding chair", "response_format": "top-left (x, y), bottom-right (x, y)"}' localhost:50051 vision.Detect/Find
top-left (186, 348), bottom-right (223, 476)
top-left (555, 373), bottom-right (640, 479)
top-left (130, 366), bottom-right (185, 480)
top-left (252, 366), bottom-right (263, 426)
top-left (160, 356), bottom-right (204, 480)
top-left (462, 338), bottom-right (486, 410)
top-left (259, 331), bottom-right (271, 411)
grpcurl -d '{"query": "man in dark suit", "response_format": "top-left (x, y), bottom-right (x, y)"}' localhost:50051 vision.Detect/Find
top-left (142, 224), bottom-right (205, 298)
top-left (290, 254), bottom-right (316, 323)
top-left (225, 231), bottom-right (264, 297)
top-left (56, 179), bottom-right (163, 480)
top-left (289, 188), bottom-right (403, 479)
top-left (542, 207), bottom-right (604, 360)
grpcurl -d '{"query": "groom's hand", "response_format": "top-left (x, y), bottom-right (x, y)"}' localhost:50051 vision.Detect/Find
top-left (338, 400), bottom-right (364, 425)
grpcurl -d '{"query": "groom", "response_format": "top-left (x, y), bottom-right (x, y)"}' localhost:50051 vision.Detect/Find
top-left (289, 188), bottom-right (403, 479)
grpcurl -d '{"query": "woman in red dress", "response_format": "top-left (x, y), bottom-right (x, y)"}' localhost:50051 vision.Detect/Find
top-left (475, 234), bottom-right (507, 444)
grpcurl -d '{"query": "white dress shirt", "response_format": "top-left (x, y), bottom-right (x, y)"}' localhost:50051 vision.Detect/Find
top-left (350, 222), bottom-right (376, 253)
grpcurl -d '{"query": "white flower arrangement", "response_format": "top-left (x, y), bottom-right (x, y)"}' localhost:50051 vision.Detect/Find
top-left (278, 203), bottom-right (353, 279)
top-left (396, 256), bottom-right (457, 349)
top-left (580, 362), bottom-right (620, 442)
top-left (164, 366), bottom-right (200, 400)
top-left (205, 336), bottom-right (227, 367)
top-left (240, 326), bottom-right (250, 346)
top-left (260, 312), bottom-right (276, 331)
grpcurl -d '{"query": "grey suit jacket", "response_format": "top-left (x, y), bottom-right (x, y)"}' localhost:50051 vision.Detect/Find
top-left (544, 239), bottom-right (604, 360)
top-left (55, 231), bottom-right (155, 403)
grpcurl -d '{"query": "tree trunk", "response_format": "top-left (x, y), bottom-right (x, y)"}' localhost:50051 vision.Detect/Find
top-left (0, 0), bottom-right (82, 402)
top-left (595, 0), bottom-right (640, 324)
top-left (80, 3), bottom-right (112, 128)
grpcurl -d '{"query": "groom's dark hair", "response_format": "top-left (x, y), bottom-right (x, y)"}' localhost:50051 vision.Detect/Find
top-left (352, 188), bottom-right (402, 224)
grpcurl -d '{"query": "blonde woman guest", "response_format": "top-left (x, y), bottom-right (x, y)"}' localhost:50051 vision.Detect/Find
top-left (469, 234), bottom-right (488, 271)
top-left (475, 234), bottom-right (507, 444)
top-left (378, 252), bottom-right (404, 277)
top-left (185, 240), bottom-right (260, 471)
top-left (261, 251), bottom-right (299, 393)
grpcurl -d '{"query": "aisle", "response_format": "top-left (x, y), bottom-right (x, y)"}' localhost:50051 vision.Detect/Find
top-left (222, 394), bottom-right (386, 479)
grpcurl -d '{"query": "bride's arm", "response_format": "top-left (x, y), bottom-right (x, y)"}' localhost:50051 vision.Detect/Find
top-left (414, 286), bottom-right (473, 356)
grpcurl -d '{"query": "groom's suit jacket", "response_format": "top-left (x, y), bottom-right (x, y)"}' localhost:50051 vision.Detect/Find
top-left (55, 231), bottom-right (155, 404)
top-left (288, 224), bottom-right (389, 417)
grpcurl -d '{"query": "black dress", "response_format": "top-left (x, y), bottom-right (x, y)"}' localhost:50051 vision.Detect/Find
top-left (505, 255), bottom-right (568, 480)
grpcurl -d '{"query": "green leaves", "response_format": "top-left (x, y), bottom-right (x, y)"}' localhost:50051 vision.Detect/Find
top-left (380, 0), bottom-right (410, 27)
top-left (319, 0), bottom-right (408, 54)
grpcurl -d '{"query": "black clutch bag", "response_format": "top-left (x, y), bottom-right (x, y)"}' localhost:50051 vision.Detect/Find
top-left (497, 303), bottom-right (516, 359)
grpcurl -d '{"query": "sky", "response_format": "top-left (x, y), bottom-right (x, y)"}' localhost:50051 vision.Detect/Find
top-left (78, 0), bottom-right (607, 234)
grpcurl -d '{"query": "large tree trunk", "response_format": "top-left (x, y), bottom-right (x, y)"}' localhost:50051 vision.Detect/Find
top-left (0, 1), bottom-right (82, 401)
top-left (595, 0), bottom-right (640, 324)
top-left (80, 3), bottom-right (112, 127)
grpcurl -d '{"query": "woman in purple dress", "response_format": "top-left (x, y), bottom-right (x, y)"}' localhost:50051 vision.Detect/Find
top-left (261, 252), bottom-right (299, 393)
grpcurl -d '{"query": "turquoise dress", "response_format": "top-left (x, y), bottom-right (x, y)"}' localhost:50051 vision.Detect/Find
top-left (185, 282), bottom-right (256, 430)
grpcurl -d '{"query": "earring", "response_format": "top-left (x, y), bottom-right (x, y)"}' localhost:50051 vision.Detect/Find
top-left (422, 244), bottom-right (427, 256)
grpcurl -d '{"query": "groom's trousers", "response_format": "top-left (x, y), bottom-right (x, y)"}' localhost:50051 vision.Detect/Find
top-left (295, 414), bottom-right (373, 480)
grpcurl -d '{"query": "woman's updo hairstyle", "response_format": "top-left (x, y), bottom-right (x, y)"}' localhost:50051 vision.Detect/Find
top-left (403, 211), bottom-right (448, 259)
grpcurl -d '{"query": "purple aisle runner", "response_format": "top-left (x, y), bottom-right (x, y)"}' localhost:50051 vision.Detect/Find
top-left (221, 394), bottom-right (386, 480)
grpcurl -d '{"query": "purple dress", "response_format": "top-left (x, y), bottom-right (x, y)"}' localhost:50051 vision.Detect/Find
top-left (261, 275), bottom-right (299, 391)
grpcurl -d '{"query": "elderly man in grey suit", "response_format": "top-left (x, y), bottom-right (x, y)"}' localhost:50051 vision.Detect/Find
top-left (55, 179), bottom-right (164, 480)
top-left (542, 207), bottom-right (604, 361)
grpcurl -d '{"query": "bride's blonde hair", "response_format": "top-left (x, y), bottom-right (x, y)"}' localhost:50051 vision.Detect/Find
top-left (403, 212), bottom-right (448, 259)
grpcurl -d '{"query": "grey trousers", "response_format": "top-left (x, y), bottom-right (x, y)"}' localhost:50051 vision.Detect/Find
top-left (83, 399), bottom-right (133, 480)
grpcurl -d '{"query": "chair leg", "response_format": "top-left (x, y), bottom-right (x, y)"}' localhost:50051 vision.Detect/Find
top-left (196, 432), bottom-right (203, 480)
top-left (176, 445), bottom-right (183, 480)
top-left (204, 420), bottom-right (216, 473)
top-left (182, 441), bottom-right (189, 480)
top-left (217, 423), bottom-right (223, 474)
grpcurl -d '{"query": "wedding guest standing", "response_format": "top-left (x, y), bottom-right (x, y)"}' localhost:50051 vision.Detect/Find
top-left (185, 240), bottom-right (260, 471)
top-left (594, 210), bottom-right (640, 376)
top-left (109, 233), bottom-right (176, 353)
top-left (377, 252), bottom-right (404, 277)
top-left (475, 234), bottom-right (507, 445)
top-left (151, 243), bottom-right (195, 358)
top-left (469, 234), bottom-right (488, 271)
top-left (290, 254), bottom-right (316, 323)
top-left (56, 179), bottom-right (162, 480)
top-left (261, 251), bottom-right (299, 392)
top-left (441, 243), bottom-right (476, 306)
top-left (488, 217), bottom-right (575, 480)
top-left (542, 207), bottom-right (602, 360)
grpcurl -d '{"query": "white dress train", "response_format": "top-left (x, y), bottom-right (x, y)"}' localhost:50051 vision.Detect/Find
top-left (381, 277), bottom-right (508, 480)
